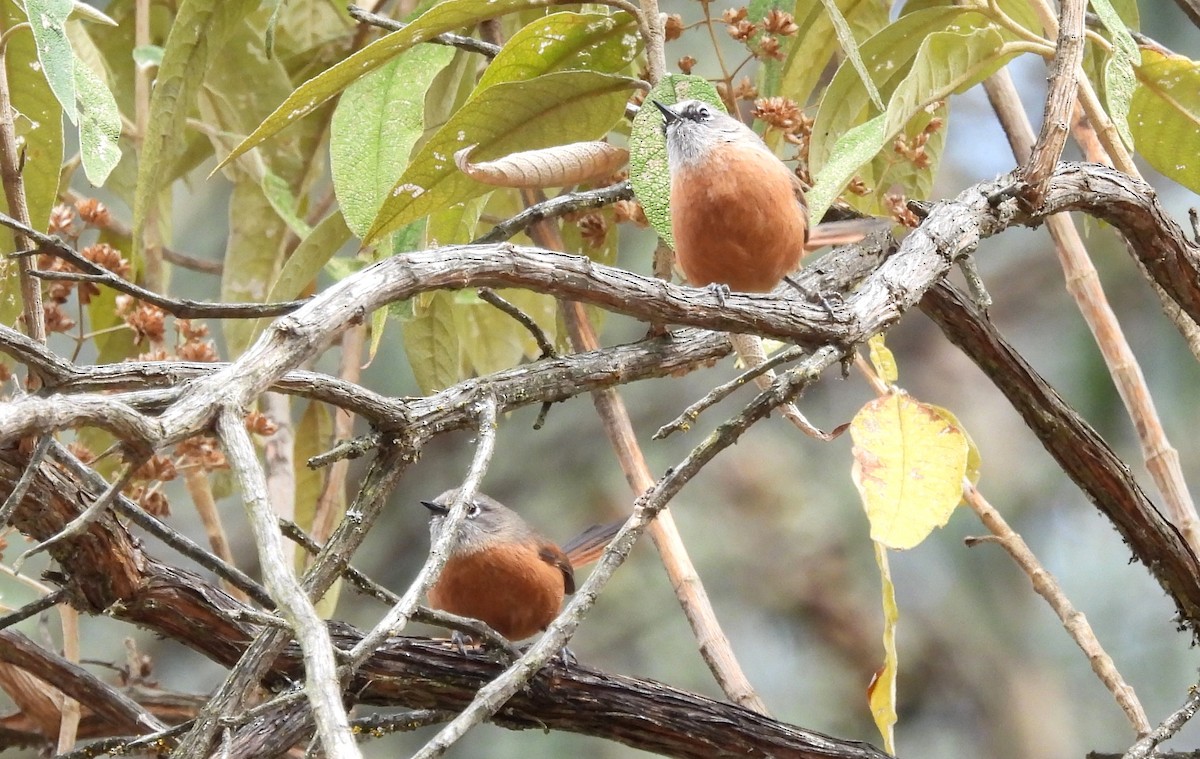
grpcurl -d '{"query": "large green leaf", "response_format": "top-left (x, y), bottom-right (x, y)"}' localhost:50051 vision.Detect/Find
top-left (131, 0), bottom-right (260, 259)
top-left (628, 74), bottom-right (723, 247)
top-left (821, 0), bottom-right (883, 110)
top-left (221, 180), bottom-right (289, 355)
top-left (216, 0), bottom-right (559, 171)
top-left (477, 11), bottom-right (639, 90)
top-left (26, 0), bottom-right (76, 123)
top-left (330, 43), bottom-right (455, 237)
top-left (364, 70), bottom-right (635, 243)
top-left (780, 0), bottom-right (886, 106)
top-left (809, 23), bottom-right (1020, 222)
top-left (810, 7), bottom-right (974, 171)
top-left (74, 56), bottom-right (121, 185)
top-left (1131, 50), bottom-right (1200, 193)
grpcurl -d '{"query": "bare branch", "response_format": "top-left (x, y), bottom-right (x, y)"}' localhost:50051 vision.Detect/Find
top-left (1021, 0), bottom-right (1085, 198)
top-left (1122, 680), bottom-right (1200, 759)
top-left (472, 182), bottom-right (633, 244)
top-left (216, 407), bottom-right (359, 759)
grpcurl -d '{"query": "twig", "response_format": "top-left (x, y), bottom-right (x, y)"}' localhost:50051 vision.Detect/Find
top-left (0, 435), bottom-right (51, 528)
top-left (654, 346), bottom-right (806, 438)
top-left (55, 605), bottom-right (81, 754)
top-left (216, 407), bottom-right (360, 759)
top-left (961, 481), bottom-right (1149, 733)
top-left (14, 459), bottom-right (141, 569)
top-left (0, 32), bottom-right (44, 344)
top-left (347, 395), bottom-right (498, 666)
top-left (1122, 679), bottom-right (1200, 759)
top-left (1021, 0), bottom-right (1085, 200)
top-left (0, 210), bottom-right (306, 319)
top-left (346, 4), bottom-right (501, 58)
top-left (409, 346), bottom-right (843, 758)
top-left (0, 588), bottom-right (65, 630)
top-left (55, 722), bottom-right (194, 759)
top-left (477, 288), bottom-right (555, 358)
top-left (471, 182), bottom-right (632, 244)
top-left (312, 325), bottom-right (365, 545)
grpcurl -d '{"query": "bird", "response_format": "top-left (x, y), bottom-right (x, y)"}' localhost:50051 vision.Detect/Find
top-left (422, 489), bottom-right (621, 641)
top-left (653, 98), bottom-right (875, 293)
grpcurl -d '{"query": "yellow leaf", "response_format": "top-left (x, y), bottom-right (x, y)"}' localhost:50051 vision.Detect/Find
top-left (928, 404), bottom-right (981, 488)
top-left (850, 394), bottom-right (967, 549)
top-left (868, 542), bottom-right (898, 755)
top-left (867, 333), bottom-right (898, 384)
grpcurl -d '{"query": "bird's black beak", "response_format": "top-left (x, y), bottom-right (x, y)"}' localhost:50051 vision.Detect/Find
top-left (421, 500), bottom-right (449, 516)
top-left (652, 99), bottom-right (679, 126)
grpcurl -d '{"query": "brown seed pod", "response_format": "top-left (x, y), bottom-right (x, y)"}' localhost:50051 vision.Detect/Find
top-left (454, 141), bottom-right (629, 188)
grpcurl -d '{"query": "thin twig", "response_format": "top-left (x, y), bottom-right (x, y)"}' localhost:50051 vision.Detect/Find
top-left (0, 588), bottom-right (65, 630)
top-left (0, 211), bottom-right (306, 319)
top-left (477, 288), bottom-right (555, 358)
top-left (1021, 0), bottom-right (1085, 199)
top-left (0, 31), bottom-right (44, 344)
top-left (1122, 680), bottom-right (1200, 759)
top-left (14, 459), bottom-right (141, 569)
top-left (217, 406), bottom-right (360, 759)
top-left (471, 182), bottom-right (632, 245)
top-left (962, 480), bottom-right (1149, 733)
top-left (347, 395), bottom-right (498, 666)
top-left (346, 4), bottom-right (501, 57)
top-left (654, 346), bottom-right (806, 439)
top-left (0, 435), bottom-right (51, 528)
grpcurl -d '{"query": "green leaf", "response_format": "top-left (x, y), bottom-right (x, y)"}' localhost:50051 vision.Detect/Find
top-left (221, 180), bottom-right (289, 356)
top-left (1092, 0), bottom-right (1141, 150)
top-left (820, 0), bottom-right (884, 110)
top-left (330, 43), bottom-right (455, 237)
top-left (810, 21), bottom-right (1019, 222)
top-left (216, 0), bottom-right (560, 171)
top-left (0, 4), bottom-right (63, 235)
top-left (779, 0), bottom-right (885, 107)
top-left (74, 56), bottom-right (121, 185)
top-left (365, 70), bottom-right (635, 243)
top-left (807, 114), bottom-right (887, 223)
top-left (270, 211), bottom-right (351, 302)
top-left (132, 0), bottom-right (261, 260)
top-left (810, 7), bottom-right (970, 172)
top-left (69, 1), bottom-right (117, 26)
top-left (1130, 50), bottom-right (1200, 193)
top-left (132, 44), bottom-right (163, 69)
top-left (26, 0), bottom-right (76, 124)
top-left (403, 291), bottom-right (462, 393)
top-left (477, 11), bottom-right (640, 90)
top-left (628, 74), bottom-right (723, 246)
top-left (261, 170), bottom-right (312, 237)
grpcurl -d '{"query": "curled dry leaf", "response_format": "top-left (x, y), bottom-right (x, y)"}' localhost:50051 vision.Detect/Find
top-left (454, 141), bottom-right (629, 188)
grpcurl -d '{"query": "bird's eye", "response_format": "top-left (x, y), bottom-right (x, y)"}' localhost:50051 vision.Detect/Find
top-left (695, 105), bottom-right (712, 120)
top-left (466, 503), bottom-right (481, 518)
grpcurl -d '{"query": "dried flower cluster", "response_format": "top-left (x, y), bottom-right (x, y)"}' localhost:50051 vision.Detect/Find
top-left (723, 7), bottom-right (798, 61)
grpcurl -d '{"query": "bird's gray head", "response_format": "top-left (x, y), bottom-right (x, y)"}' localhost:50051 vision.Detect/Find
top-left (652, 99), bottom-right (758, 168)
top-left (422, 489), bottom-right (537, 555)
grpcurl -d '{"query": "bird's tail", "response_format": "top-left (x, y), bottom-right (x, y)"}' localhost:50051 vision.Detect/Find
top-left (562, 519), bottom-right (624, 567)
